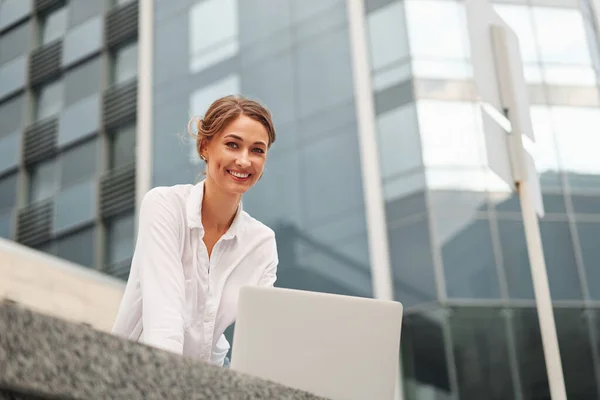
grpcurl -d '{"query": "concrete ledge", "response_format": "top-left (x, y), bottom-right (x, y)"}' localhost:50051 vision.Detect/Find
top-left (0, 301), bottom-right (326, 399)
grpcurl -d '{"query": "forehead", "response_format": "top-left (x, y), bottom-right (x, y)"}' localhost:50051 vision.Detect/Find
top-left (221, 115), bottom-right (269, 143)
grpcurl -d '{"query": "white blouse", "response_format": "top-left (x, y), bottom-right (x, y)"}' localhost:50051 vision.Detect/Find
top-left (111, 181), bottom-right (278, 365)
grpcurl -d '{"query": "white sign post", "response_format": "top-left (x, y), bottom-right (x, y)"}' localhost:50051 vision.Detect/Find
top-left (465, 1), bottom-right (567, 399)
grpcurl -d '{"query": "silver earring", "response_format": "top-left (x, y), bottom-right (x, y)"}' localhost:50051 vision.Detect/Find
top-left (200, 154), bottom-right (207, 161)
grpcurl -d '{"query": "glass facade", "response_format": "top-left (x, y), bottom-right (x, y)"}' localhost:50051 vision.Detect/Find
top-left (365, 0), bottom-right (600, 398)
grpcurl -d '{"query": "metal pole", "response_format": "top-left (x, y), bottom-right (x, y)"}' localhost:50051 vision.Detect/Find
top-left (518, 180), bottom-right (567, 400)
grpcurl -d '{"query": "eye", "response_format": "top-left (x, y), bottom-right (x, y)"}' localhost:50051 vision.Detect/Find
top-left (252, 148), bottom-right (265, 154)
top-left (226, 142), bottom-right (238, 149)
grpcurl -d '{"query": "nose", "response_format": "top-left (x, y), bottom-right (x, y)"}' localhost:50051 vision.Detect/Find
top-left (235, 152), bottom-right (251, 168)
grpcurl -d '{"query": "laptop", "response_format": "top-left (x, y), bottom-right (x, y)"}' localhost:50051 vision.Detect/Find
top-left (230, 286), bottom-right (403, 400)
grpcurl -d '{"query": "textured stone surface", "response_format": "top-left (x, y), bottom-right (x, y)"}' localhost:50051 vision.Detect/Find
top-left (0, 301), bottom-right (326, 399)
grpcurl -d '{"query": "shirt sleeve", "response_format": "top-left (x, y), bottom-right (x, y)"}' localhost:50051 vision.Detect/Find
top-left (210, 333), bottom-right (231, 366)
top-left (258, 233), bottom-right (279, 287)
top-left (136, 189), bottom-right (186, 355)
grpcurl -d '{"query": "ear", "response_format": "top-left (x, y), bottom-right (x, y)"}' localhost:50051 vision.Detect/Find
top-left (197, 137), bottom-right (208, 161)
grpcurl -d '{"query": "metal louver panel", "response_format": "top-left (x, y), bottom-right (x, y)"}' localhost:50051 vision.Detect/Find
top-left (103, 80), bottom-right (137, 130)
top-left (106, 1), bottom-right (139, 48)
top-left (35, 0), bottom-right (66, 14)
top-left (100, 163), bottom-right (136, 219)
top-left (17, 200), bottom-right (53, 247)
top-left (106, 258), bottom-right (132, 281)
top-left (23, 118), bottom-right (58, 165)
top-left (29, 41), bottom-right (62, 87)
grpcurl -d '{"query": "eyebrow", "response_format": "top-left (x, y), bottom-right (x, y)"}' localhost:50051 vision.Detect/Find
top-left (224, 134), bottom-right (267, 147)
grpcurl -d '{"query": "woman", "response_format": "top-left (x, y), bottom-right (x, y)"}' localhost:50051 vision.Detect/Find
top-left (112, 95), bottom-right (278, 366)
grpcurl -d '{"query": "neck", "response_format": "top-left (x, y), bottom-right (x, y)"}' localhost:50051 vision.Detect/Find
top-left (201, 177), bottom-right (241, 235)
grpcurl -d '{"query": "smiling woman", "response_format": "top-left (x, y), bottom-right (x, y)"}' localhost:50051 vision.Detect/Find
top-left (112, 95), bottom-right (279, 367)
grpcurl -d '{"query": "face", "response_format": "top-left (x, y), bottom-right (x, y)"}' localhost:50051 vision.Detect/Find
top-left (201, 115), bottom-right (269, 196)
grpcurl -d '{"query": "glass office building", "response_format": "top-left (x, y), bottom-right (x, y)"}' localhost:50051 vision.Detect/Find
top-left (2, 0), bottom-right (600, 398)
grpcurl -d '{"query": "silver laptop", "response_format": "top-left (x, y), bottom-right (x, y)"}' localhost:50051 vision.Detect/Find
top-left (230, 286), bottom-right (403, 400)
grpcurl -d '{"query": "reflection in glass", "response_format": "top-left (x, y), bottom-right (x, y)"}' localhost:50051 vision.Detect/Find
top-left (367, 1), bottom-right (409, 72)
top-left (0, 173), bottom-right (18, 210)
top-left (405, 0), bottom-right (471, 79)
top-left (106, 212), bottom-right (135, 265)
top-left (437, 216), bottom-right (501, 299)
top-left (554, 308), bottom-right (598, 398)
top-left (64, 57), bottom-right (102, 106)
top-left (35, 79), bottom-right (64, 120)
top-left (40, 6), bottom-right (68, 46)
top-left (576, 222), bottom-right (600, 300)
top-left (109, 124), bottom-right (136, 170)
top-left (540, 219), bottom-right (582, 300)
top-left (376, 103), bottom-right (422, 180)
top-left (497, 218), bottom-right (535, 299)
top-left (402, 310), bottom-right (452, 400)
top-left (59, 138), bottom-right (98, 188)
top-left (511, 308), bottom-right (551, 399)
top-left (0, 21), bottom-right (30, 65)
top-left (56, 226), bottom-right (95, 267)
top-left (0, 208), bottom-right (12, 238)
top-left (112, 41), bottom-right (138, 85)
top-left (29, 160), bottom-right (57, 204)
top-left (450, 308), bottom-right (514, 399)
top-left (388, 216), bottom-right (437, 306)
top-left (188, 0), bottom-right (239, 74)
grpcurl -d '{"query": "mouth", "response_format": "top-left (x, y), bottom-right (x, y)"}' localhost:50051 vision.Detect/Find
top-left (227, 169), bottom-right (252, 181)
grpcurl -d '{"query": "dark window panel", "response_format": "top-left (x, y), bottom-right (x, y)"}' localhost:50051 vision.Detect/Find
top-left (64, 57), bottom-right (102, 106)
top-left (576, 221), bottom-right (600, 300)
top-left (56, 226), bottom-right (95, 267)
top-left (109, 124), bottom-right (136, 170)
top-left (59, 138), bottom-right (98, 188)
top-left (497, 219), bottom-right (535, 299)
top-left (0, 94), bottom-right (24, 136)
top-left (0, 20), bottom-right (31, 64)
top-left (0, 173), bottom-right (18, 210)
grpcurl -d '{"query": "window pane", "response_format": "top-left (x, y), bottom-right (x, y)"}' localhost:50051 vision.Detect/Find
top-left (64, 57), bottom-right (102, 106)
top-left (497, 219), bottom-right (535, 299)
top-left (450, 308), bottom-right (515, 399)
top-left (109, 124), bottom-right (136, 169)
top-left (41, 6), bottom-right (68, 45)
top-left (62, 16), bottom-right (103, 67)
top-left (533, 7), bottom-right (592, 65)
top-left (68, 0), bottom-right (104, 27)
top-left (438, 216), bottom-right (501, 299)
top-left (0, 208), bottom-right (13, 238)
top-left (0, 173), bottom-right (18, 210)
top-left (296, 27), bottom-right (354, 119)
top-left (0, 130), bottom-right (20, 173)
top-left (29, 159), bottom-right (57, 203)
top-left (0, 95), bottom-right (24, 135)
top-left (188, 0), bottom-right (239, 73)
top-left (554, 308), bottom-right (599, 398)
top-left (36, 79), bottom-right (64, 120)
top-left (56, 226), bottom-right (95, 267)
top-left (540, 219), bottom-right (582, 300)
top-left (377, 103), bottom-right (422, 179)
top-left (367, 2), bottom-right (410, 71)
top-left (388, 216), bottom-right (438, 306)
top-left (112, 41), bottom-right (138, 85)
top-left (576, 222), bottom-right (600, 300)
top-left (53, 179), bottom-right (96, 234)
top-left (551, 106), bottom-right (600, 190)
top-left (0, 21), bottom-right (30, 65)
top-left (60, 139), bottom-right (98, 188)
top-left (494, 5), bottom-right (539, 64)
top-left (511, 308), bottom-right (551, 399)
top-left (401, 310), bottom-right (452, 398)
top-left (106, 212), bottom-right (135, 265)
top-left (0, 0), bottom-right (32, 32)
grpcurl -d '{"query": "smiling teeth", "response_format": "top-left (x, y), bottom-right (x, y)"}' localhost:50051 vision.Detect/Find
top-left (229, 171), bottom-right (249, 178)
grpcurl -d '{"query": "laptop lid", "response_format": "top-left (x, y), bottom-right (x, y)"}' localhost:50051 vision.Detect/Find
top-left (230, 286), bottom-right (403, 400)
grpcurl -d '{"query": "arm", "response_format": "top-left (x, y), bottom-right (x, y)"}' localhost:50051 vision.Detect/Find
top-left (136, 189), bottom-right (186, 355)
top-left (258, 233), bottom-right (279, 287)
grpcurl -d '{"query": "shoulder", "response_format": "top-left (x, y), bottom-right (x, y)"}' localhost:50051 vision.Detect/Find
top-left (140, 184), bottom-right (193, 219)
top-left (239, 210), bottom-right (276, 241)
